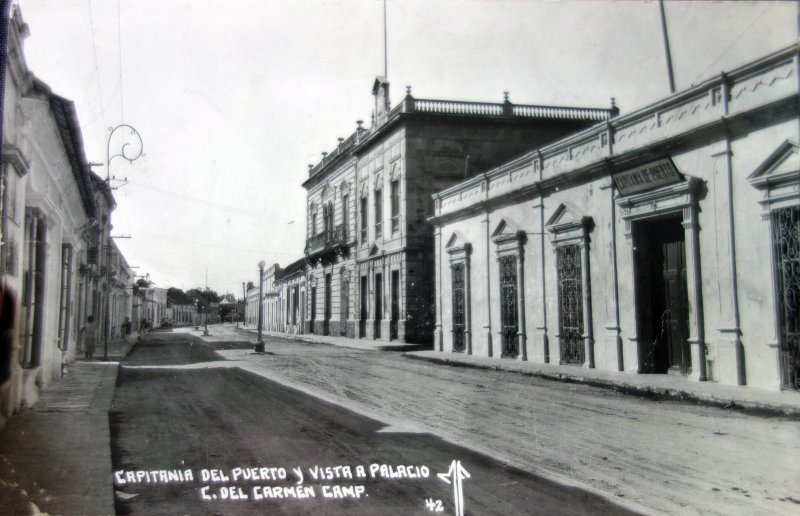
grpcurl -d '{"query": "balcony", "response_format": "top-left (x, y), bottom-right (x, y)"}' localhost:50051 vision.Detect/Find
top-left (305, 224), bottom-right (349, 265)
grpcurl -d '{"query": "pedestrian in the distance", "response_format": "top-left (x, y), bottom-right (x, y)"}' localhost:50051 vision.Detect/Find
top-left (123, 317), bottom-right (132, 335)
top-left (81, 315), bottom-right (98, 361)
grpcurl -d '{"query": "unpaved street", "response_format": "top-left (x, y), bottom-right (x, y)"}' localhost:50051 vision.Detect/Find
top-left (191, 327), bottom-right (800, 516)
top-left (111, 332), bottom-right (630, 515)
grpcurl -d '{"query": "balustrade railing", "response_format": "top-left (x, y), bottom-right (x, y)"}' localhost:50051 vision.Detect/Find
top-left (308, 97), bottom-right (611, 177)
top-left (305, 224), bottom-right (348, 255)
top-left (512, 104), bottom-right (610, 120)
top-left (414, 99), bottom-right (504, 116)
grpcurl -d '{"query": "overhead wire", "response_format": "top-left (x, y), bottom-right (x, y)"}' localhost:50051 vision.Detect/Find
top-left (690, 3), bottom-right (773, 86)
top-left (86, 0), bottom-right (108, 137)
top-left (123, 178), bottom-right (297, 223)
top-left (118, 0), bottom-right (124, 123)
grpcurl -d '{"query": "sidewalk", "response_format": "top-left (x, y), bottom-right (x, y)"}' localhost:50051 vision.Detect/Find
top-left (236, 323), bottom-right (429, 351)
top-left (227, 323), bottom-right (800, 418)
top-left (0, 361), bottom-right (120, 515)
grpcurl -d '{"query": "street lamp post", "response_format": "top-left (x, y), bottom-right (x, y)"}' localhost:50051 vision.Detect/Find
top-left (102, 124), bottom-right (143, 360)
top-left (203, 289), bottom-right (210, 336)
top-left (255, 260), bottom-right (266, 352)
top-left (194, 299), bottom-right (199, 330)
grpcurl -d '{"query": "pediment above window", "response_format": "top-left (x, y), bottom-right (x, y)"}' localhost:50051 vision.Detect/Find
top-left (491, 218), bottom-right (526, 254)
top-left (446, 231), bottom-right (472, 262)
top-left (748, 140), bottom-right (799, 212)
top-left (546, 203), bottom-right (592, 244)
top-left (321, 183), bottom-right (331, 199)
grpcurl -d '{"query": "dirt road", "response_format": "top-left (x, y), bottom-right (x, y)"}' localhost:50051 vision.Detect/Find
top-left (111, 332), bottom-right (631, 515)
top-left (193, 329), bottom-right (800, 516)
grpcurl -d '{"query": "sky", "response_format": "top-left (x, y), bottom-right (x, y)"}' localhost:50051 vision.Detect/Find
top-left (15, 0), bottom-right (798, 296)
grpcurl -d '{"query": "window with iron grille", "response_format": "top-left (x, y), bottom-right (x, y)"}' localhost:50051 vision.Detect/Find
top-left (374, 188), bottom-right (383, 239)
top-left (451, 263), bottom-right (466, 352)
top-left (360, 196), bottom-right (367, 243)
top-left (557, 243), bottom-right (584, 365)
top-left (499, 255), bottom-right (518, 358)
top-left (391, 179), bottom-right (400, 235)
top-left (773, 205), bottom-right (800, 390)
top-left (342, 195), bottom-right (349, 241)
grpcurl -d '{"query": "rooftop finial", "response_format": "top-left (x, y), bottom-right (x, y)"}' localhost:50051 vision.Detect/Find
top-left (406, 85), bottom-right (412, 96)
top-left (322, 152), bottom-right (328, 158)
top-left (337, 137), bottom-right (344, 144)
top-left (503, 91), bottom-right (510, 102)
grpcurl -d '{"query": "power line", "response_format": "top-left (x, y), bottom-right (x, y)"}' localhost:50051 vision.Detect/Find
top-left (124, 178), bottom-right (296, 223)
top-left (86, 0), bottom-right (107, 132)
top-left (124, 228), bottom-right (302, 257)
top-left (690, 3), bottom-right (773, 86)
top-left (118, 0), bottom-right (124, 122)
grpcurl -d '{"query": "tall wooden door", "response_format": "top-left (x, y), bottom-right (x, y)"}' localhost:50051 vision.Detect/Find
top-left (662, 233), bottom-right (689, 374)
top-left (390, 270), bottom-right (399, 340)
top-left (324, 273), bottom-right (331, 335)
top-left (359, 276), bottom-right (368, 337)
top-left (374, 273), bottom-right (383, 338)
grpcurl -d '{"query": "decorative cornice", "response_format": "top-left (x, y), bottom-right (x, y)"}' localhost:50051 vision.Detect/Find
top-left (2, 144), bottom-right (30, 176)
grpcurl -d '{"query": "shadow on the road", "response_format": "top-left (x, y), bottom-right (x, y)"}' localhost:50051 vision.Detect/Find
top-left (124, 332), bottom-right (223, 366)
top-left (110, 364), bottom-right (639, 516)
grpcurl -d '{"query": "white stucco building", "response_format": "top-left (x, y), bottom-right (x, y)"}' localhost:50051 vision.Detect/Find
top-left (431, 45), bottom-right (799, 391)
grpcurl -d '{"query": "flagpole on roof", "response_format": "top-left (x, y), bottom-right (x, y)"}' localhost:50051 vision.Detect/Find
top-left (384, 0), bottom-right (388, 78)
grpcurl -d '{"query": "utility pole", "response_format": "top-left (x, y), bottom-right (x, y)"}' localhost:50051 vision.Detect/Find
top-left (659, 0), bottom-right (676, 94)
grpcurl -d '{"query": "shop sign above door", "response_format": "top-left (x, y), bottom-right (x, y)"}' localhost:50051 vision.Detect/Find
top-left (614, 158), bottom-right (681, 195)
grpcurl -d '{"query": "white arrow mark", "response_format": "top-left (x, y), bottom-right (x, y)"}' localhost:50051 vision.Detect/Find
top-left (438, 460), bottom-right (470, 516)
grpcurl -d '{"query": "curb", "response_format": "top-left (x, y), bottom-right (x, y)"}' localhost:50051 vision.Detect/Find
top-left (403, 354), bottom-right (800, 420)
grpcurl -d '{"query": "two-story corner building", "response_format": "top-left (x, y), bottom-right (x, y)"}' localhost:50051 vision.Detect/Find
top-left (108, 238), bottom-right (133, 336)
top-left (245, 282), bottom-right (258, 327)
top-left (431, 45), bottom-right (799, 391)
top-left (87, 172), bottom-right (116, 339)
top-left (261, 263), bottom-right (281, 332)
top-left (143, 287), bottom-right (168, 326)
top-left (302, 77), bottom-right (616, 344)
top-left (274, 257), bottom-right (307, 335)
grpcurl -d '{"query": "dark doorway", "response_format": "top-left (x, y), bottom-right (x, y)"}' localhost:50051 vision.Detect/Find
top-left (310, 287), bottom-right (317, 333)
top-left (634, 215), bottom-right (690, 374)
top-left (324, 273), bottom-right (331, 336)
top-left (340, 273), bottom-right (349, 337)
top-left (390, 270), bottom-right (399, 340)
top-left (359, 276), bottom-right (368, 338)
top-left (374, 273), bottom-right (383, 338)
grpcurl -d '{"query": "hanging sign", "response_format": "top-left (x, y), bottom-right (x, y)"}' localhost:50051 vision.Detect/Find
top-left (614, 158), bottom-right (681, 195)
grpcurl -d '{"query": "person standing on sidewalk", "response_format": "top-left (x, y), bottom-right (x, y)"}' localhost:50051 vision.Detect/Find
top-left (80, 315), bottom-right (98, 361)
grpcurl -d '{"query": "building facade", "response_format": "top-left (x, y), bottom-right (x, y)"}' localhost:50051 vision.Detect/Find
top-left (1, 7), bottom-right (128, 422)
top-left (301, 79), bottom-right (615, 344)
top-left (245, 282), bottom-right (258, 327)
top-left (143, 287), bottom-right (167, 326)
top-left (274, 257), bottom-right (306, 335)
top-left (431, 46), bottom-right (799, 391)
